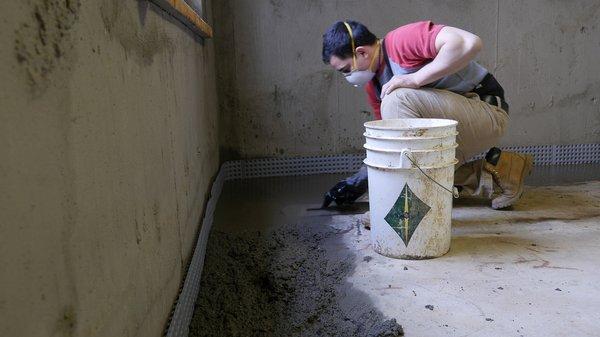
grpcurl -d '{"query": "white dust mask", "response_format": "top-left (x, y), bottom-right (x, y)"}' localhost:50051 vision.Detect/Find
top-left (342, 22), bottom-right (380, 87)
top-left (344, 68), bottom-right (376, 87)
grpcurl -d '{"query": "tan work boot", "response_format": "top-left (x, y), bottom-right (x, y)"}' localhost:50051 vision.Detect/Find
top-left (484, 150), bottom-right (534, 209)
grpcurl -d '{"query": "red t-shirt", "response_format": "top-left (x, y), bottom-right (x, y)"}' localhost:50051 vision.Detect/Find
top-left (366, 21), bottom-right (445, 119)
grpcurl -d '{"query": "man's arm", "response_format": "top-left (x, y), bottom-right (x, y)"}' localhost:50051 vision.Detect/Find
top-left (413, 26), bottom-right (483, 86)
top-left (365, 82), bottom-right (382, 120)
top-left (380, 26), bottom-right (482, 98)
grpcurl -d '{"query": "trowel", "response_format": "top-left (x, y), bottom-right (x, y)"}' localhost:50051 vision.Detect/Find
top-left (305, 201), bottom-right (369, 216)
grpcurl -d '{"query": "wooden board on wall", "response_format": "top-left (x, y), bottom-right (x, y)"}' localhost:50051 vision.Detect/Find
top-left (149, 0), bottom-right (213, 38)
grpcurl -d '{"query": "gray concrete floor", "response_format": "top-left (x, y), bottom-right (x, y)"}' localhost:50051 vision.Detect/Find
top-left (213, 164), bottom-right (600, 337)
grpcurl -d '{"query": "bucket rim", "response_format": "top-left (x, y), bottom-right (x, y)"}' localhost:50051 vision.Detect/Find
top-left (363, 143), bottom-right (458, 153)
top-left (364, 118), bottom-right (458, 130)
top-left (363, 131), bottom-right (458, 140)
top-left (363, 158), bottom-right (459, 170)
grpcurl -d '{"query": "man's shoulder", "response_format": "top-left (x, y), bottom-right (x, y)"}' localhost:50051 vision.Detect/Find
top-left (386, 20), bottom-right (438, 38)
top-left (384, 21), bottom-right (445, 67)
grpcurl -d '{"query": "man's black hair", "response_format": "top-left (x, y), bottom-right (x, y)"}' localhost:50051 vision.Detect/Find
top-left (322, 20), bottom-right (378, 64)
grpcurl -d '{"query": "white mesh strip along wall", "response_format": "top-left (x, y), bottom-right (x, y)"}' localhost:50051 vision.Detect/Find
top-left (164, 169), bottom-right (226, 337)
top-left (223, 154), bottom-right (366, 180)
top-left (224, 144), bottom-right (600, 180)
top-left (556, 143), bottom-right (600, 165)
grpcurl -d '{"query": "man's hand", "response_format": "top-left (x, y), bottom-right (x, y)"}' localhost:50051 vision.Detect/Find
top-left (322, 166), bottom-right (369, 208)
top-left (322, 181), bottom-right (364, 208)
top-left (380, 74), bottom-right (421, 99)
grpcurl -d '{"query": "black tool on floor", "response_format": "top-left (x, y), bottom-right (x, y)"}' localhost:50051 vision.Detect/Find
top-left (305, 202), bottom-right (369, 216)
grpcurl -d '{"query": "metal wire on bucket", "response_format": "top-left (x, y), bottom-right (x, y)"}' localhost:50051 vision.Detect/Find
top-left (402, 152), bottom-right (459, 199)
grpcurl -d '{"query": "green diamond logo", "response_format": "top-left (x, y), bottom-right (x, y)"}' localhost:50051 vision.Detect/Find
top-left (384, 183), bottom-right (431, 247)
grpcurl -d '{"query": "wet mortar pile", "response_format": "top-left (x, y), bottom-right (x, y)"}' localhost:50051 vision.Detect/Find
top-left (190, 222), bottom-right (403, 337)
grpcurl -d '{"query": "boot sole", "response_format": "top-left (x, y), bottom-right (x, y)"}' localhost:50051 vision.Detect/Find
top-left (492, 155), bottom-right (534, 210)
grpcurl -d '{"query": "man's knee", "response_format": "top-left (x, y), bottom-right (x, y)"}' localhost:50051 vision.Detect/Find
top-left (380, 88), bottom-right (423, 119)
top-left (382, 88), bottom-right (422, 107)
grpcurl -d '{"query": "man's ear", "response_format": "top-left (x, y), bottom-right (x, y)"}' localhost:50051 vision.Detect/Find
top-left (355, 46), bottom-right (368, 57)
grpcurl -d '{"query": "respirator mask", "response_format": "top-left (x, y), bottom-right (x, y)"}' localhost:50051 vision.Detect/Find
top-left (342, 22), bottom-right (380, 87)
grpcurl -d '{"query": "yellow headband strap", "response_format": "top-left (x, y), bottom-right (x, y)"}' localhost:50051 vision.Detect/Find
top-left (342, 22), bottom-right (357, 66)
top-left (342, 22), bottom-right (356, 51)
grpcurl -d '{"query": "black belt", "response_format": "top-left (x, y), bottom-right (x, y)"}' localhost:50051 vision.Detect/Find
top-left (473, 73), bottom-right (509, 113)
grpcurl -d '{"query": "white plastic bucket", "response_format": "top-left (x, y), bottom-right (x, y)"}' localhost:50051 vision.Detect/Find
top-left (364, 132), bottom-right (458, 151)
top-left (363, 144), bottom-right (457, 169)
top-left (364, 118), bottom-right (458, 259)
top-left (365, 118), bottom-right (458, 138)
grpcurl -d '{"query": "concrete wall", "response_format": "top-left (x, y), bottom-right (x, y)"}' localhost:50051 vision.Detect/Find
top-left (0, 1), bottom-right (218, 336)
top-left (214, 0), bottom-right (600, 159)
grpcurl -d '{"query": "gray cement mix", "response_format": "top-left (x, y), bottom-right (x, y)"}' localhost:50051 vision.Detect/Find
top-left (190, 222), bottom-right (403, 337)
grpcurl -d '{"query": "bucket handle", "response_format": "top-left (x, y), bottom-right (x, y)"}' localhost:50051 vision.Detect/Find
top-left (401, 149), bottom-right (459, 199)
top-left (399, 148), bottom-right (411, 169)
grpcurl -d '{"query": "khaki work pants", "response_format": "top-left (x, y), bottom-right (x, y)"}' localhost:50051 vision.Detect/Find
top-left (381, 88), bottom-right (509, 198)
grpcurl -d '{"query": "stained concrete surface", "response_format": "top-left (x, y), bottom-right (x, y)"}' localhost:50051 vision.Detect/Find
top-left (212, 0), bottom-right (600, 159)
top-left (1, 1), bottom-right (219, 336)
top-left (196, 166), bottom-right (600, 336)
